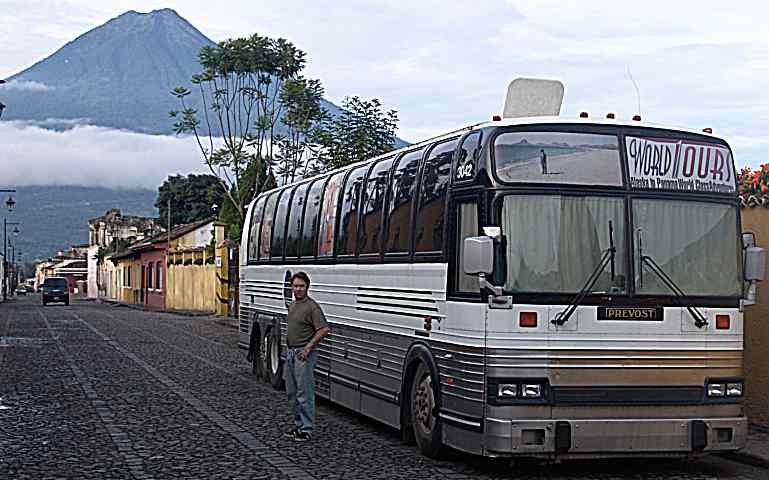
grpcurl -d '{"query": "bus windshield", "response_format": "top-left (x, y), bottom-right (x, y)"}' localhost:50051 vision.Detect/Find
top-left (501, 195), bottom-right (627, 294)
top-left (634, 199), bottom-right (741, 297)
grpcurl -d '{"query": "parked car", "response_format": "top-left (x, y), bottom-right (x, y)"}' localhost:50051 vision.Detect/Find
top-left (41, 277), bottom-right (69, 306)
top-left (14, 285), bottom-right (27, 295)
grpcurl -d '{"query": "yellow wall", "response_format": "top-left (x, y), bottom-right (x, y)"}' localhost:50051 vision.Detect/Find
top-left (740, 207), bottom-right (769, 427)
top-left (166, 263), bottom-right (217, 312)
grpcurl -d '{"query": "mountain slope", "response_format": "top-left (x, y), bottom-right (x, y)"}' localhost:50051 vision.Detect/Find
top-left (2, 8), bottom-right (342, 135)
top-left (9, 186), bottom-right (157, 261)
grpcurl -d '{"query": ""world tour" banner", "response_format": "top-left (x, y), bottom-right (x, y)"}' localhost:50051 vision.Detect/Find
top-left (625, 136), bottom-right (736, 193)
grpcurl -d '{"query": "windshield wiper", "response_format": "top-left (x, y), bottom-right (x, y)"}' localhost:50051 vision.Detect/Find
top-left (637, 228), bottom-right (708, 329)
top-left (552, 221), bottom-right (616, 326)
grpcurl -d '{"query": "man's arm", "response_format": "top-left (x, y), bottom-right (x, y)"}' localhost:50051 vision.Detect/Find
top-left (299, 326), bottom-right (330, 360)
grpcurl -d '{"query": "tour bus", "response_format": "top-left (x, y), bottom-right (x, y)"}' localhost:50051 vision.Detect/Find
top-left (238, 80), bottom-right (765, 460)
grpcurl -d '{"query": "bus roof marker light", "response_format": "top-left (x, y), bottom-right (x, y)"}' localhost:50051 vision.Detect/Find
top-left (492, 115), bottom-right (502, 121)
top-left (579, 111), bottom-right (588, 118)
top-left (606, 112), bottom-right (615, 119)
top-left (632, 114), bottom-right (642, 121)
top-left (703, 127), bottom-right (713, 134)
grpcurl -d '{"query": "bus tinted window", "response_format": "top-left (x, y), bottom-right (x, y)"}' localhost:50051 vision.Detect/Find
top-left (494, 131), bottom-right (621, 186)
top-left (359, 157), bottom-right (394, 254)
top-left (285, 182), bottom-right (310, 260)
top-left (271, 188), bottom-right (294, 260)
top-left (300, 177), bottom-right (327, 259)
top-left (385, 149), bottom-right (424, 254)
top-left (318, 172), bottom-right (345, 257)
top-left (456, 131), bottom-right (480, 183)
top-left (415, 139), bottom-right (457, 253)
top-left (338, 165), bottom-right (369, 256)
top-left (259, 193), bottom-right (278, 261)
top-left (247, 196), bottom-right (266, 262)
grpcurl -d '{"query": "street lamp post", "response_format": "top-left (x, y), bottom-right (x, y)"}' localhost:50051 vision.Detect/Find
top-left (0, 193), bottom-right (17, 301)
top-left (3, 219), bottom-right (20, 301)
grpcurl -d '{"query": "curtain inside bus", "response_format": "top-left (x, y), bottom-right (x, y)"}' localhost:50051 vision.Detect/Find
top-left (501, 195), bottom-right (627, 294)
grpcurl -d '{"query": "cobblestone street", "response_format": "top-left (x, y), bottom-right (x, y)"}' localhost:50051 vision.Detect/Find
top-left (1, 297), bottom-right (767, 479)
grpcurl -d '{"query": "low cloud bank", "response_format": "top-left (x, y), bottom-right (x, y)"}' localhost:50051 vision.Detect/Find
top-left (0, 121), bottom-right (208, 189)
top-left (2, 79), bottom-right (53, 91)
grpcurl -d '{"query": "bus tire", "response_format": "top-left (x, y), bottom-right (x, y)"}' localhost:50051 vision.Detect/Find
top-left (266, 327), bottom-right (284, 390)
top-left (249, 325), bottom-right (262, 378)
top-left (410, 362), bottom-right (443, 458)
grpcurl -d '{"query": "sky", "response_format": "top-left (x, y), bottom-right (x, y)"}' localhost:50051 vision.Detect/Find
top-left (1, 0), bottom-right (768, 188)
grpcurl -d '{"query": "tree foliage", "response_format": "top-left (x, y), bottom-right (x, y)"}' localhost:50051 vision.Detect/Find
top-left (311, 96), bottom-right (398, 171)
top-left (155, 174), bottom-right (225, 228)
top-left (273, 76), bottom-right (326, 184)
top-left (738, 165), bottom-right (769, 195)
top-left (169, 33), bottom-right (306, 224)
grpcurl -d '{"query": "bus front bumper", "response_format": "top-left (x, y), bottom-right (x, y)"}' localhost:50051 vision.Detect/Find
top-left (484, 416), bottom-right (747, 457)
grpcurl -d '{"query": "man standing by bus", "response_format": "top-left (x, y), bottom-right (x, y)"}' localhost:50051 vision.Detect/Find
top-left (284, 272), bottom-right (330, 442)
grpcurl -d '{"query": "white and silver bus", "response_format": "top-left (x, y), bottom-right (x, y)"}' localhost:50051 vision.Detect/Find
top-left (238, 86), bottom-right (765, 460)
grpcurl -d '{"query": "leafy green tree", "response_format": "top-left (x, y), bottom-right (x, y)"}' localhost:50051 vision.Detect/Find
top-left (155, 174), bottom-right (225, 228)
top-left (170, 34), bottom-right (306, 224)
top-left (273, 76), bottom-right (326, 184)
top-left (311, 96), bottom-right (399, 171)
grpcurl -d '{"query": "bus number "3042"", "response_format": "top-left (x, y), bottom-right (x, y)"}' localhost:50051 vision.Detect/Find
top-left (456, 163), bottom-right (473, 180)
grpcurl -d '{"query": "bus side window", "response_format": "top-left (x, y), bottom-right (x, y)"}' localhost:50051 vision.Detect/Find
top-left (271, 187), bottom-right (294, 261)
top-left (300, 177), bottom-right (327, 260)
top-left (456, 201), bottom-right (479, 293)
top-left (318, 171), bottom-right (345, 258)
top-left (247, 196), bottom-right (266, 262)
top-left (359, 157), bottom-right (394, 255)
top-left (385, 148), bottom-right (424, 254)
top-left (415, 138), bottom-right (458, 254)
top-left (338, 165), bottom-right (369, 256)
top-left (455, 131), bottom-right (481, 183)
top-left (259, 193), bottom-right (279, 261)
top-left (285, 182), bottom-right (310, 261)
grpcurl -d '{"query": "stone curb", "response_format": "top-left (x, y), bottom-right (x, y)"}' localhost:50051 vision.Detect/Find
top-left (97, 299), bottom-right (214, 317)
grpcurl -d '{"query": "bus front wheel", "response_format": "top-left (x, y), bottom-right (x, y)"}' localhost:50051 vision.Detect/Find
top-left (410, 362), bottom-right (443, 458)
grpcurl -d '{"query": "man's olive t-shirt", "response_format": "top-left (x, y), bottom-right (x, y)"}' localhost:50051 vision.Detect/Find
top-left (286, 297), bottom-right (328, 347)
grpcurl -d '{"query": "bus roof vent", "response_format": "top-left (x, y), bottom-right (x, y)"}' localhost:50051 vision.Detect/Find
top-left (502, 78), bottom-right (565, 119)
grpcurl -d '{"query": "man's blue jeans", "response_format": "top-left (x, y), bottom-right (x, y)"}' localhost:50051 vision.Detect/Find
top-left (286, 347), bottom-right (318, 434)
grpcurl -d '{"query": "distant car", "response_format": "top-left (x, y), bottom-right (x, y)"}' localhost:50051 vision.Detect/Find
top-left (41, 277), bottom-right (70, 306)
top-left (14, 286), bottom-right (27, 296)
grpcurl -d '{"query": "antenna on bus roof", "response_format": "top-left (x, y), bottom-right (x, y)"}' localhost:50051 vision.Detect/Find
top-left (502, 77), bottom-right (564, 119)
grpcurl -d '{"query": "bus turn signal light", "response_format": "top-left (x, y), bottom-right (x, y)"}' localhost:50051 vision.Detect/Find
top-left (520, 311), bottom-right (538, 328)
top-left (716, 314), bottom-right (730, 330)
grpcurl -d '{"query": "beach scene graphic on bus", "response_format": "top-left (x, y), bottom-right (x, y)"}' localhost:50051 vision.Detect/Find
top-left (494, 132), bottom-right (622, 186)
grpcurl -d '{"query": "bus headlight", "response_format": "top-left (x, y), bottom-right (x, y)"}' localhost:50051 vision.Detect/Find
top-left (708, 383), bottom-right (726, 397)
top-left (521, 383), bottom-right (543, 398)
top-left (498, 383), bottom-right (518, 398)
top-left (727, 382), bottom-right (744, 396)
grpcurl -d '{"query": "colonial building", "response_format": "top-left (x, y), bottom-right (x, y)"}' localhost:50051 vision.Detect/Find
top-left (87, 208), bottom-right (163, 299)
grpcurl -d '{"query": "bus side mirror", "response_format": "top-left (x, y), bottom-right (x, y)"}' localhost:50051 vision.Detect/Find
top-left (745, 246), bottom-right (766, 282)
top-left (463, 236), bottom-right (494, 275)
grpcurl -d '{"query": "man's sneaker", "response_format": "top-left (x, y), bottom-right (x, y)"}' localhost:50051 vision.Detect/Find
top-left (283, 429), bottom-right (299, 439)
top-left (293, 432), bottom-right (312, 442)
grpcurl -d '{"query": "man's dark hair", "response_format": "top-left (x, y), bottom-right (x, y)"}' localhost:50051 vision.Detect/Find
top-left (291, 271), bottom-right (311, 288)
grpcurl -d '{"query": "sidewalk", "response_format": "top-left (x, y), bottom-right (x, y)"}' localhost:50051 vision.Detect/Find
top-left (723, 425), bottom-right (769, 468)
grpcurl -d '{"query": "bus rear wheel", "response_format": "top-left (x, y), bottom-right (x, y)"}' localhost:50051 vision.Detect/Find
top-left (410, 362), bottom-right (443, 458)
top-left (266, 328), bottom-right (284, 390)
